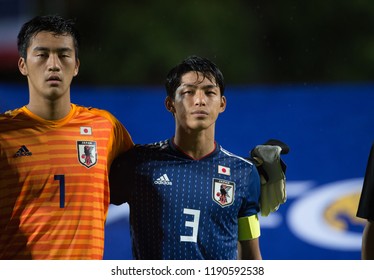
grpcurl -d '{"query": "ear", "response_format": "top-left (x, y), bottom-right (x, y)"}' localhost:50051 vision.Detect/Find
top-left (165, 96), bottom-right (175, 113)
top-left (18, 57), bottom-right (28, 76)
top-left (73, 58), bottom-right (80, 77)
top-left (219, 96), bottom-right (227, 113)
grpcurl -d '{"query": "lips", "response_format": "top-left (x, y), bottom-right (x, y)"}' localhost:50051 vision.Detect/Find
top-left (47, 75), bottom-right (61, 82)
top-left (192, 110), bottom-right (208, 115)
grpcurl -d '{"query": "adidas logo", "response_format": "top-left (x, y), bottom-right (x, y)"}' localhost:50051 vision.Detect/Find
top-left (154, 174), bottom-right (172, 186)
top-left (14, 145), bottom-right (32, 158)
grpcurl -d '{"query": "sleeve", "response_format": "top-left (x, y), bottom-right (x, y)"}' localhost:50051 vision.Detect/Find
top-left (237, 164), bottom-right (261, 240)
top-left (357, 143), bottom-right (374, 220)
top-left (105, 110), bottom-right (134, 168)
top-left (109, 148), bottom-right (135, 205)
top-left (239, 163), bottom-right (261, 218)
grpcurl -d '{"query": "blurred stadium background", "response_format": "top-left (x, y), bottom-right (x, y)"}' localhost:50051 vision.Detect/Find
top-left (1, 0), bottom-right (374, 260)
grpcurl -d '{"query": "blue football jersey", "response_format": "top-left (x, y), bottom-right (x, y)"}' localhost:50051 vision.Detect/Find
top-left (110, 139), bottom-right (261, 260)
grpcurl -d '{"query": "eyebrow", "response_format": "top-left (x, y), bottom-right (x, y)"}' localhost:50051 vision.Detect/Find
top-left (181, 83), bottom-right (218, 89)
top-left (32, 46), bottom-right (74, 53)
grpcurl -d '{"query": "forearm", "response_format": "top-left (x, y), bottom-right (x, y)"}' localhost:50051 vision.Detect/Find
top-left (362, 220), bottom-right (374, 259)
top-left (238, 239), bottom-right (262, 260)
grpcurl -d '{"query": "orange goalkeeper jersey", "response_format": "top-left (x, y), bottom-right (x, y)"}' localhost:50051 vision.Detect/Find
top-left (0, 104), bottom-right (133, 259)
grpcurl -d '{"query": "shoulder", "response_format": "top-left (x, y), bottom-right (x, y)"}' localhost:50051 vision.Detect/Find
top-left (0, 108), bottom-right (27, 131)
top-left (219, 146), bottom-right (260, 180)
top-left (128, 140), bottom-right (168, 157)
top-left (0, 107), bottom-right (24, 120)
top-left (219, 146), bottom-right (254, 166)
top-left (73, 104), bottom-right (120, 122)
top-left (112, 140), bottom-right (168, 169)
top-left (73, 104), bottom-right (128, 135)
top-left (136, 139), bottom-right (169, 151)
top-left (365, 142), bottom-right (374, 160)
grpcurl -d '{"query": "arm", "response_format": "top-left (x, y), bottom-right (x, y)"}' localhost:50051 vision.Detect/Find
top-left (238, 239), bottom-right (262, 260)
top-left (237, 215), bottom-right (262, 260)
top-left (109, 148), bottom-right (134, 205)
top-left (357, 143), bottom-right (374, 259)
top-left (362, 220), bottom-right (374, 259)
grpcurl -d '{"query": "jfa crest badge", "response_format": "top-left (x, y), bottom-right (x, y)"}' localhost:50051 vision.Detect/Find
top-left (212, 178), bottom-right (235, 207)
top-left (77, 141), bottom-right (97, 168)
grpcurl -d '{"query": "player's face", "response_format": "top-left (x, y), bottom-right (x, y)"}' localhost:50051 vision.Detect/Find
top-left (18, 31), bottom-right (79, 102)
top-left (167, 71), bottom-right (226, 132)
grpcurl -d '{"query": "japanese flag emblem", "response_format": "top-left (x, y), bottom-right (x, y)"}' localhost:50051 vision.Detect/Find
top-left (80, 126), bottom-right (92, 135)
top-left (218, 165), bottom-right (230, 176)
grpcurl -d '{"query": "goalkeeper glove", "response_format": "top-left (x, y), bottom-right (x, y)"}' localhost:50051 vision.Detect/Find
top-left (250, 139), bottom-right (289, 217)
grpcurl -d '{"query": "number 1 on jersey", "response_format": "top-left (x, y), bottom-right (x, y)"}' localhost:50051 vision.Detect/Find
top-left (54, 174), bottom-right (65, 208)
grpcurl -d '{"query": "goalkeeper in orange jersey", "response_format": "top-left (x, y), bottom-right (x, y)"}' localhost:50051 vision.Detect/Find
top-left (0, 15), bottom-right (133, 259)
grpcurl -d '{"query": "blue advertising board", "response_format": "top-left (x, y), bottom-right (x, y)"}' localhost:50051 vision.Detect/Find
top-left (1, 82), bottom-right (373, 259)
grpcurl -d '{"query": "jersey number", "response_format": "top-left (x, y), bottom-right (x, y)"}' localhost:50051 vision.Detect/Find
top-left (180, 208), bottom-right (200, 243)
top-left (54, 174), bottom-right (65, 208)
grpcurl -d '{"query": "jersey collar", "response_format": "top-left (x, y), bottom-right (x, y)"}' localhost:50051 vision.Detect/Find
top-left (168, 137), bottom-right (220, 161)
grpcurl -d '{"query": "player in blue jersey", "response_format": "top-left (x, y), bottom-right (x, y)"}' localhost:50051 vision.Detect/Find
top-left (357, 142), bottom-right (374, 259)
top-left (110, 55), bottom-right (262, 259)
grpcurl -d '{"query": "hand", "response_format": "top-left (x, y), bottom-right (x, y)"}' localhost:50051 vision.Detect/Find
top-left (250, 139), bottom-right (289, 217)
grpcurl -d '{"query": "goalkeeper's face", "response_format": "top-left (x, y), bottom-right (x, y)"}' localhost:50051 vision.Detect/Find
top-left (166, 71), bottom-right (226, 132)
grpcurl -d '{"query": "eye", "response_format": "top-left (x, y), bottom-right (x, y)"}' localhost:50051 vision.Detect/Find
top-left (36, 53), bottom-right (47, 58)
top-left (59, 53), bottom-right (70, 58)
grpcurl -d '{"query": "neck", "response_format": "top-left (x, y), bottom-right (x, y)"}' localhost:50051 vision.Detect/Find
top-left (173, 129), bottom-right (216, 159)
top-left (27, 94), bottom-right (71, 120)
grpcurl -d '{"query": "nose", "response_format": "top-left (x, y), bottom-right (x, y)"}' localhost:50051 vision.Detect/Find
top-left (194, 90), bottom-right (206, 106)
top-left (47, 54), bottom-right (61, 71)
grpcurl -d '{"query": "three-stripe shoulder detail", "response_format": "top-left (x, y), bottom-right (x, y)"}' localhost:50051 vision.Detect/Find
top-left (220, 147), bottom-right (253, 165)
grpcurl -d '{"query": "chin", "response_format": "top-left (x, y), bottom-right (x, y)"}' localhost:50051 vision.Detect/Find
top-left (44, 90), bottom-right (65, 100)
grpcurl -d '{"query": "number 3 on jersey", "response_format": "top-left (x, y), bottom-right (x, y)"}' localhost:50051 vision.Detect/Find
top-left (180, 208), bottom-right (200, 243)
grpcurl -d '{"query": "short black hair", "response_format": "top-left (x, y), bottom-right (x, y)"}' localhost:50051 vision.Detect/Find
top-left (17, 14), bottom-right (80, 60)
top-left (165, 55), bottom-right (225, 98)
